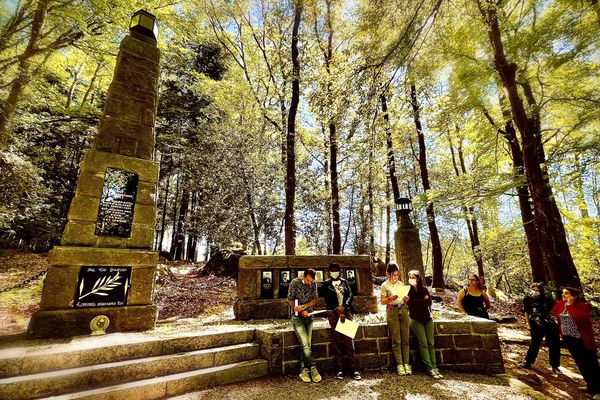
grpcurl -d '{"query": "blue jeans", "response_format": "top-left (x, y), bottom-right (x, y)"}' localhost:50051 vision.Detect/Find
top-left (292, 316), bottom-right (315, 369)
top-left (410, 318), bottom-right (437, 372)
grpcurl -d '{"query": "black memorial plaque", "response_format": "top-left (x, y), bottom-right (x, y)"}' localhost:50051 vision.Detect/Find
top-left (345, 268), bottom-right (357, 293)
top-left (278, 270), bottom-right (291, 298)
top-left (95, 168), bottom-right (139, 237)
top-left (260, 270), bottom-right (274, 299)
top-left (74, 266), bottom-right (132, 308)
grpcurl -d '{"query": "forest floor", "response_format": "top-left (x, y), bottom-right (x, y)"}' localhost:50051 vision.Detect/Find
top-left (1, 250), bottom-right (599, 399)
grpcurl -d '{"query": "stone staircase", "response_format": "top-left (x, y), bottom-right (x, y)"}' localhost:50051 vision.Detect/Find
top-left (0, 327), bottom-right (268, 400)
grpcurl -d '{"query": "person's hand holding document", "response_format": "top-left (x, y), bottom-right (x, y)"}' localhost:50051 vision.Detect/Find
top-left (335, 318), bottom-right (359, 339)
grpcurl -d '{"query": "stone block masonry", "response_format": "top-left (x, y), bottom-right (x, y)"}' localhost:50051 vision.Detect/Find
top-left (255, 319), bottom-right (504, 375)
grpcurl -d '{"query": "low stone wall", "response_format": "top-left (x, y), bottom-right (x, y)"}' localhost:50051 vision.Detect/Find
top-left (255, 319), bottom-right (504, 375)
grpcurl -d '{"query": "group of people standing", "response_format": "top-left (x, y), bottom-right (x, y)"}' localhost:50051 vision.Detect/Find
top-left (287, 263), bottom-right (599, 397)
top-left (456, 275), bottom-right (600, 399)
top-left (520, 283), bottom-right (600, 399)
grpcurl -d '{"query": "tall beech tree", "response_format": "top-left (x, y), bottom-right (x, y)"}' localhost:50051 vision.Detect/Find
top-left (475, 0), bottom-right (582, 291)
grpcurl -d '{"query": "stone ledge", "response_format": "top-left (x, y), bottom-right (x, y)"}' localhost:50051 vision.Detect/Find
top-left (28, 305), bottom-right (157, 339)
top-left (81, 150), bottom-right (159, 183)
top-left (49, 247), bottom-right (158, 266)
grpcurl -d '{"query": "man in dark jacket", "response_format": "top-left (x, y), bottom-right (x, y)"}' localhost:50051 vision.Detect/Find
top-left (323, 263), bottom-right (361, 380)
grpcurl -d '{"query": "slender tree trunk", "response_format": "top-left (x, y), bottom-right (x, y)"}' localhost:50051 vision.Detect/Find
top-left (285, 0), bottom-right (303, 255)
top-left (385, 177), bottom-right (391, 264)
top-left (410, 84), bottom-right (444, 289)
top-left (323, 125), bottom-right (333, 254)
top-left (65, 61), bottom-right (85, 109)
top-left (158, 174), bottom-right (170, 253)
top-left (381, 94), bottom-right (401, 222)
top-left (476, 0), bottom-right (581, 290)
top-left (80, 62), bottom-right (103, 108)
top-left (169, 174), bottom-right (180, 258)
top-left (246, 186), bottom-right (262, 255)
top-left (0, 0), bottom-right (50, 148)
top-left (367, 138), bottom-right (375, 256)
top-left (173, 187), bottom-right (189, 261)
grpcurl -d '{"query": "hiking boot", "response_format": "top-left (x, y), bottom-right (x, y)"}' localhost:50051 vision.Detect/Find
top-left (404, 364), bottom-right (412, 375)
top-left (518, 362), bottom-right (532, 369)
top-left (397, 364), bottom-right (406, 375)
top-left (310, 366), bottom-right (322, 383)
top-left (299, 368), bottom-right (311, 383)
top-left (335, 371), bottom-right (344, 380)
top-left (551, 367), bottom-right (562, 374)
top-left (430, 368), bottom-right (443, 379)
top-left (353, 371), bottom-right (362, 381)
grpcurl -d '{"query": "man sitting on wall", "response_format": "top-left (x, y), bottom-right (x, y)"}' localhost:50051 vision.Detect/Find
top-left (287, 268), bottom-right (321, 383)
top-left (323, 263), bottom-right (362, 380)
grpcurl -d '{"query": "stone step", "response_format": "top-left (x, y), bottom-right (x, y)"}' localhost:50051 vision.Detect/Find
top-left (0, 342), bottom-right (260, 400)
top-left (43, 359), bottom-right (269, 400)
top-left (0, 328), bottom-right (255, 378)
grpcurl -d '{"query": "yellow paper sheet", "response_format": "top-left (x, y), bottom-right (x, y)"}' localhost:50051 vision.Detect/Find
top-left (335, 318), bottom-right (359, 339)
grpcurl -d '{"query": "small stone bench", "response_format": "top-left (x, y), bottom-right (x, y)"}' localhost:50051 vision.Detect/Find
top-left (255, 319), bottom-right (504, 375)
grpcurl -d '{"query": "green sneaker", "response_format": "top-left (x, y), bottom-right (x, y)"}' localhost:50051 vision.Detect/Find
top-left (299, 368), bottom-right (311, 383)
top-left (310, 366), bottom-right (322, 383)
top-left (404, 364), bottom-right (412, 375)
top-left (397, 364), bottom-right (406, 375)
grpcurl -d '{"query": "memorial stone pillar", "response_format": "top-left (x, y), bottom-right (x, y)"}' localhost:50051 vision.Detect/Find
top-left (28, 10), bottom-right (161, 338)
top-left (394, 198), bottom-right (425, 281)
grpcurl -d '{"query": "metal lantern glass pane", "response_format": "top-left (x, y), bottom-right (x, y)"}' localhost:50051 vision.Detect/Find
top-left (395, 197), bottom-right (413, 215)
top-left (129, 9), bottom-right (158, 40)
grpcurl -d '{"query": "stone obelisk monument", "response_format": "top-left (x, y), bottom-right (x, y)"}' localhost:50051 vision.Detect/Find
top-left (394, 198), bottom-right (425, 281)
top-left (28, 10), bottom-right (161, 338)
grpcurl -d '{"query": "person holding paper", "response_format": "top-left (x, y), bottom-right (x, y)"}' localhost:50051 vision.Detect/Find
top-left (287, 268), bottom-right (321, 383)
top-left (407, 270), bottom-right (443, 379)
top-left (380, 263), bottom-right (412, 376)
top-left (323, 263), bottom-right (362, 381)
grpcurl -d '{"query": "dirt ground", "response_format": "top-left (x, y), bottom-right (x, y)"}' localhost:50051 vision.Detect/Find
top-left (1, 251), bottom-right (599, 399)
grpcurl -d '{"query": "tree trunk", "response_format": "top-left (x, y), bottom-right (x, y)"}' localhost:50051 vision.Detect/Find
top-left (285, 0), bottom-right (303, 255)
top-left (323, 125), bottom-right (333, 254)
top-left (483, 106), bottom-right (547, 283)
top-left (0, 0), bottom-right (50, 148)
top-left (173, 187), bottom-right (189, 261)
top-left (65, 61), bottom-right (85, 109)
top-left (80, 61), bottom-right (103, 108)
top-left (381, 94), bottom-right (401, 222)
top-left (385, 177), bottom-right (391, 264)
top-left (410, 84), bottom-right (444, 289)
top-left (169, 174), bottom-right (180, 258)
top-left (476, 0), bottom-right (581, 291)
top-left (447, 131), bottom-right (486, 285)
top-left (158, 174), bottom-right (170, 253)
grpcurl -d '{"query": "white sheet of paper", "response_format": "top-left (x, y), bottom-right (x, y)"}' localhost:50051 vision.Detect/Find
top-left (335, 318), bottom-right (359, 339)
top-left (396, 285), bottom-right (411, 299)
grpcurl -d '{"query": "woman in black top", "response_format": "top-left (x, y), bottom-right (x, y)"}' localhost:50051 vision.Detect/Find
top-left (457, 273), bottom-right (490, 319)
top-left (519, 282), bottom-right (561, 372)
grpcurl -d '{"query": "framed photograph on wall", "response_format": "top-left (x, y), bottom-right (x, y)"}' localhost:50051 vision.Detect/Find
top-left (278, 269), bottom-right (291, 298)
top-left (345, 268), bottom-right (357, 293)
top-left (260, 270), bottom-right (274, 299)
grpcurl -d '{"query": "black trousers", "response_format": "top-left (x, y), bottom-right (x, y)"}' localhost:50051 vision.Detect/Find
top-left (525, 323), bottom-right (561, 368)
top-left (563, 336), bottom-right (600, 393)
top-left (327, 310), bottom-right (356, 373)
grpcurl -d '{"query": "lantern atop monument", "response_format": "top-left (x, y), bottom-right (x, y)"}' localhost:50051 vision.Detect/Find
top-left (395, 197), bottom-right (413, 215)
top-left (129, 9), bottom-right (159, 41)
